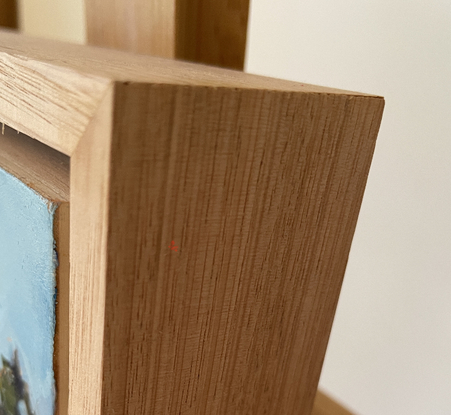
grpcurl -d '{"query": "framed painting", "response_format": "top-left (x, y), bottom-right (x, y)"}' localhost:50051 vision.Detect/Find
top-left (0, 126), bottom-right (69, 414)
top-left (0, 30), bottom-right (383, 415)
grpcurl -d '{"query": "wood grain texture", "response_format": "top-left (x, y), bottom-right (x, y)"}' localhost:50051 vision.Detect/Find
top-left (0, 33), bottom-right (110, 155)
top-left (0, 125), bottom-right (70, 415)
top-left (175, 0), bottom-right (249, 69)
top-left (312, 390), bottom-right (356, 415)
top-left (0, 125), bottom-right (69, 200)
top-left (70, 88), bottom-right (113, 415)
top-left (0, 30), bottom-right (370, 95)
top-left (85, 0), bottom-right (249, 69)
top-left (0, 31), bottom-right (385, 415)
top-left (71, 83), bottom-right (383, 415)
top-left (0, 0), bottom-right (17, 29)
top-left (85, 0), bottom-right (175, 59)
top-left (0, 30), bottom-right (378, 154)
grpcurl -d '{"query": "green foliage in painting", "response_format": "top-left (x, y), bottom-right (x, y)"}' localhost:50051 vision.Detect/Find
top-left (0, 350), bottom-right (34, 415)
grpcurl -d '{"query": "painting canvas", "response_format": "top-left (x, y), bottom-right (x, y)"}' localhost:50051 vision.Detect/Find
top-left (0, 167), bottom-right (57, 415)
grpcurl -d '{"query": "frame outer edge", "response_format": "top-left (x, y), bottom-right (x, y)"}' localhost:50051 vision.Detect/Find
top-left (69, 85), bottom-right (115, 415)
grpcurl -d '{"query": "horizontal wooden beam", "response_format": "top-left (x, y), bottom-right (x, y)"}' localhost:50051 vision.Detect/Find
top-left (0, 30), bottom-right (378, 156)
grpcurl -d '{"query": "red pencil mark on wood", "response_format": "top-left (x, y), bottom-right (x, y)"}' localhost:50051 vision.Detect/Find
top-left (169, 240), bottom-right (178, 252)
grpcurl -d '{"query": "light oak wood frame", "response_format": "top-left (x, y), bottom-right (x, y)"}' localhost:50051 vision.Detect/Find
top-left (0, 30), bottom-right (384, 415)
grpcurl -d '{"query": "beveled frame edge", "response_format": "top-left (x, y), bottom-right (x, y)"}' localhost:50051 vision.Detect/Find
top-left (69, 87), bottom-right (114, 415)
top-left (0, 52), bottom-right (111, 155)
top-left (0, 35), bottom-right (114, 411)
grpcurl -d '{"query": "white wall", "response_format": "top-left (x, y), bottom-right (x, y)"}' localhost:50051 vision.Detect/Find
top-left (247, 1), bottom-right (451, 414)
top-left (19, 0), bottom-right (451, 413)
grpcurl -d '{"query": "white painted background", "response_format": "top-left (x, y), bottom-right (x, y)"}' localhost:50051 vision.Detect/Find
top-left (18, 0), bottom-right (451, 413)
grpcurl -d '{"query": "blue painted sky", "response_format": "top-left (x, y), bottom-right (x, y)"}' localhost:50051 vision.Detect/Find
top-left (0, 167), bottom-right (56, 415)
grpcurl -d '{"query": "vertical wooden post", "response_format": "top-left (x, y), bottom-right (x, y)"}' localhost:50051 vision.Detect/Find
top-left (0, 0), bottom-right (18, 29)
top-left (85, 0), bottom-right (250, 70)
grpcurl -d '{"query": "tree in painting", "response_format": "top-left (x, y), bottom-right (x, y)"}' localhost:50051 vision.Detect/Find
top-left (0, 351), bottom-right (34, 415)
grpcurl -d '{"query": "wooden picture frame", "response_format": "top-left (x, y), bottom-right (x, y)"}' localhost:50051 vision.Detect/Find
top-left (0, 30), bottom-right (384, 415)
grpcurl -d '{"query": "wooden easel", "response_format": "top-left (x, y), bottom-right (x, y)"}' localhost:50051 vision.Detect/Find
top-left (0, 1), bottom-right (383, 414)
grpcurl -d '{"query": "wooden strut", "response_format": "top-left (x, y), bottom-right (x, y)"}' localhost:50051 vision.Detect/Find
top-left (0, 0), bottom-right (18, 29)
top-left (85, 0), bottom-right (250, 70)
